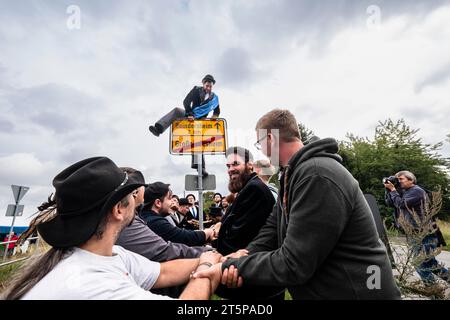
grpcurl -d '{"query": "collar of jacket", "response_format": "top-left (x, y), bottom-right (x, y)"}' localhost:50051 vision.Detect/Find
top-left (139, 209), bottom-right (159, 221)
top-left (281, 137), bottom-right (341, 219)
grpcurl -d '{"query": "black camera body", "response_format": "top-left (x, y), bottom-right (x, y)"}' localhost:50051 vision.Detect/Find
top-left (383, 176), bottom-right (400, 188)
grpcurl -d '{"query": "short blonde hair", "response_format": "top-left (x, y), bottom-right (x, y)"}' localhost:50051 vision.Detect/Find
top-left (255, 109), bottom-right (301, 142)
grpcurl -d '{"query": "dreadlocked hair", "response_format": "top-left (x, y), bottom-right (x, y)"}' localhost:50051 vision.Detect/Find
top-left (1, 193), bottom-right (71, 300)
top-left (16, 194), bottom-right (57, 247)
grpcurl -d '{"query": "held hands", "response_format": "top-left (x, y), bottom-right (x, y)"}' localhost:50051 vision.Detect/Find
top-left (199, 250), bottom-right (223, 266)
top-left (222, 249), bottom-right (249, 262)
top-left (211, 222), bottom-right (221, 240)
top-left (193, 264), bottom-right (243, 289)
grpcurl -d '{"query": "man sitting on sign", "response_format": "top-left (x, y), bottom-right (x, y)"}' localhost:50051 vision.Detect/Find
top-left (149, 74), bottom-right (220, 177)
top-left (149, 74), bottom-right (220, 136)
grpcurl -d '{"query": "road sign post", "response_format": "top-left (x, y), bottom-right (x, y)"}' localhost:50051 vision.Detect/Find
top-left (171, 119), bottom-right (227, 230)
top-left (197, 155), bottom-right (204, 230)
top-left (170, 118), bottom-right (227, 155)
top-left (3, 185), bottom-right (29, 261)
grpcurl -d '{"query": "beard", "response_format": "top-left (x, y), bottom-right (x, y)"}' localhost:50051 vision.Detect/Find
top-left (228, 167), bottom-right (253, 193)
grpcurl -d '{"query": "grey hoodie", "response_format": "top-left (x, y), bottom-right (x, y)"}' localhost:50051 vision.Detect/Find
top-left (223, 138), bottom-right (401, 300)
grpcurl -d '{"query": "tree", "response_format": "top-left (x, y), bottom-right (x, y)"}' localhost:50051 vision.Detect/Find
top-left (339, 119), bottom-right (450, 223)
top-left (202, 191), bottom-right (216, 215)
top-left (298, 123), bottom-right (315, 142)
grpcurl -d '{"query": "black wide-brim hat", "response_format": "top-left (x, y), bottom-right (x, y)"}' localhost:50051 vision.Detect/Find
top-left (37, 157), bottom-right (145, 248)
top-left (209, 207), bottom-right (223, 217)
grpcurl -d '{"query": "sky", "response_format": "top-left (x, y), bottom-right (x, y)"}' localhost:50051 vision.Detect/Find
top-left (1, 0), bottom-right (450, 227)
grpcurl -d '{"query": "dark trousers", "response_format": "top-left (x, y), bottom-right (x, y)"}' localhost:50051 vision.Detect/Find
top-left (156, 108), bottom-right (206, 170)
top-left (408, 233), bottom-right (449, 284)
top-left (155, 107), bottom-right (186, 134)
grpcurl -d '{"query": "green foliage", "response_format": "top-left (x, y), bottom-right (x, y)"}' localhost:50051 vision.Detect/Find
top-left (202, 191), bottom-right (216, 215)
top-left (339, 119), bottom-right (450, 223)
top-left (298, 123), bottom-right (315, 142)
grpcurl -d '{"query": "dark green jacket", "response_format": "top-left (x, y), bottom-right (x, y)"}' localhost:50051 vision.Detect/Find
top-left (223, 138), bottom-right (401, 300)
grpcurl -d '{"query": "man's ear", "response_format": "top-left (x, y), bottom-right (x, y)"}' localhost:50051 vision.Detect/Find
top-left (247, 161), bottom-right (254, 172)
top-left (111, 202), bottom-right (125, 222)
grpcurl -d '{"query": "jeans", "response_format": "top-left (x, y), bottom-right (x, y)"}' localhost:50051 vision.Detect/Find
top-left (408, 233), bottom-right (449, 284)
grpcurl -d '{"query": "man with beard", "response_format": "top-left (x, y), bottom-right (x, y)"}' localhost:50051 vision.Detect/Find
top-left (214, 146), bottom-right (285, 300)
top-left (140, 182), bottom-right (218, 247)
top-left (4, 157), bottom-right (225, 300)
top-left (196, 109), bottom-right (401, 300)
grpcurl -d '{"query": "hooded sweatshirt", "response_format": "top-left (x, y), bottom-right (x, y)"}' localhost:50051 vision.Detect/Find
top-left (222, 138), bottom-right (401, 300)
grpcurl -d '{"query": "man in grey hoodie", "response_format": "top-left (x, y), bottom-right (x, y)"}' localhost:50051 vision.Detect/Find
top-left (195, 109), bottom-right (401, 300)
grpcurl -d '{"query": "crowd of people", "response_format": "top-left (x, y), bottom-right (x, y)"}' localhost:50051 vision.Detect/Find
top-left (4, 74), bottom-right (445, 300)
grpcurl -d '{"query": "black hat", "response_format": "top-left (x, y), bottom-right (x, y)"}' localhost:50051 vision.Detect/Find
top-left (202, 74), bottom-right (216, 84)
top-left (209, 207), bottom-right (223, 217)
top-left (186, 193), bottom-right (196, 200)
top-left (37, 157), bottom-right (145, 248)
top-left (120, 167), bottom-right (147, 187)
top-left (129, 171), bottom-right (146, 186)
top-left (178, 198), bottom-right (190, 206)
top-left (144, 182), bottom-right (170, 206)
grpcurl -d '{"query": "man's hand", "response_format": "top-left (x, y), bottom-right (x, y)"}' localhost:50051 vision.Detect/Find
top-left (203, 228), bottom-right (215, 241)
top-left (221, 265), bottom-right (243, 288)
top-left (384, 181), bottom-right (396, 192)
top-left (187, 116), bottom-right (195, 121)
top-left (211, 222), bottom-right (221, 239)
top-left (222, 249), bottom-right (249, 262)
top-left (199, 250), bottom-right (222, 266)
top-left (193, 263), bottom-right (243, 289)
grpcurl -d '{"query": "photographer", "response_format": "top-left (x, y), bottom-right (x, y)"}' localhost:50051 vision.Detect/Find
top-left (384, 170), bottom-right (449, 285)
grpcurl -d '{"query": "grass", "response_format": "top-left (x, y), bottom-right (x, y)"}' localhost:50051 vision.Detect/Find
top-left (436, 219), bottom-right (450, 251)
top-left (211, 291), bottom-right (292, 300)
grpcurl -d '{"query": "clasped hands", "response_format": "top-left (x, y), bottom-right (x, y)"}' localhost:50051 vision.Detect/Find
top-left (191, 249), bottom-right (249, 292)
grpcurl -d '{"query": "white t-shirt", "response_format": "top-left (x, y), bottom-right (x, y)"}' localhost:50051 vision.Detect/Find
top-left (22, 245), bottom-right (173, 300)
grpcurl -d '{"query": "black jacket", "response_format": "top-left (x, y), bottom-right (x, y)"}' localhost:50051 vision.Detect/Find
top-left (140, 210), bottom-right (207, 247)
top-left (216, 173), bottom-right (283, 300)
top-left (217, 173), bottom-right (275, 255)
top-left (183, 86), bottom-right (220, 118)
top-left (223, 138), bottom-right (401, 300)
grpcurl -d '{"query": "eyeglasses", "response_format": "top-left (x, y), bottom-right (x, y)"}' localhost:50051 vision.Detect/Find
top-left (254, 134), bottom-right (268, 150)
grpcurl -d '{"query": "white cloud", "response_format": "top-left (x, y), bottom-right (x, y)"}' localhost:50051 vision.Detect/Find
top-left (1, 1), bottom-right (450, 227)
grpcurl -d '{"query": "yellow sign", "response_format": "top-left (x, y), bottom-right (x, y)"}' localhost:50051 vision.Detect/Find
top-left (170, 119), bottom-right (227, 154)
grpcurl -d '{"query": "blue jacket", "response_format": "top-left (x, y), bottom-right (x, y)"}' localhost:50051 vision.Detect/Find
top-left (386, 185), bottom-right (427, 228)
top-left (140, 210), bottom-right (207, 247)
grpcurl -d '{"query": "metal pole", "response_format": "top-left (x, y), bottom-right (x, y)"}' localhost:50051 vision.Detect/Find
top-left (3, 187), bottom-right (20, 262)
top-left (197, 154), bottom-right (204, 230)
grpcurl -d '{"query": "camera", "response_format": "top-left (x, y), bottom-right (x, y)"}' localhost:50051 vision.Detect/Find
top-left (382, 176), bottom-right (400, 188)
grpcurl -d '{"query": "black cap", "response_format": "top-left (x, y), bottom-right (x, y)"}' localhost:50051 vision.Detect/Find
top-left (178, 198), bottom-right (190, 206)
top-left (202, 74), bottom-right (216, 84)
top-left (209, 207), bottom-right (223, 217)
top-left (144, 182), bottom-right (170, 206)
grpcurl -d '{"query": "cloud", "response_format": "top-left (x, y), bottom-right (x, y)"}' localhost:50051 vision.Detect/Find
top-left (1, 0), bottom-right (450, 225)
top-left (415, 61), bottom-right (450, 93)
top-left (0, 153), bottom-right (57, 185)
top-left (215, 48), bottom-right (264, 88)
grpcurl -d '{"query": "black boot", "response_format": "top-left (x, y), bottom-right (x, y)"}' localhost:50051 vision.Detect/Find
top-left (149, 124), bottom-right (163, 137)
